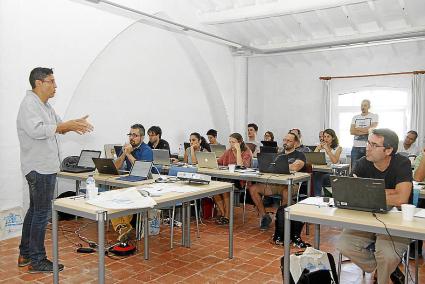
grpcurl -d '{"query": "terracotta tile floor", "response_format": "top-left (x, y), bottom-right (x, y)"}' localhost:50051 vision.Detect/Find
top-left (0, 205), bottom-right (424, 283)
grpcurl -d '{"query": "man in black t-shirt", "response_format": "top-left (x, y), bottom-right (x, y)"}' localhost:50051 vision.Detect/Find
top-left (337, 128), bottom-right (412, 284)
top-left (147, 126), bottom-right (170, 153)
top-left (248, 132), bottom-right (306, 231)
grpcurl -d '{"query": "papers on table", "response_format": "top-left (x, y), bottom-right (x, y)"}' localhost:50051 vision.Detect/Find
top-left (414, 209), bottom-right (425, 218)
top-left (86, 187), bottom-right (157, 209)
top-left (298, 197), bottom-right (334, 207)
top-left (139, 183), bottom-right (200, 197)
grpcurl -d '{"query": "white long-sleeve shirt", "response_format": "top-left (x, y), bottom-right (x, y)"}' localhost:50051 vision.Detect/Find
top-left (17, 90), bottom-right (62, 175)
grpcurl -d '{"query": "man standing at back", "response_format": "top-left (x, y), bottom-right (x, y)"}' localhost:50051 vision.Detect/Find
top-left (337, 128), bottom-right (412, 284)
top-left (350, 99), bottom-right (378, 170)
top-left (17, 67), bottom-right (93, 273)
top-left (247, 123), bottom-right (261, 157)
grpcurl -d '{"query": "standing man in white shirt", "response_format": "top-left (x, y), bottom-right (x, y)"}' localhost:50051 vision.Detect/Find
top-left (17, 67), bottom-right (93, 273)
top-left (350, 99), bottom-right (378, 170)
top-left (246, 123), bottom-right (261, 157)
top-left (397, 130), bottom-right (419, 157)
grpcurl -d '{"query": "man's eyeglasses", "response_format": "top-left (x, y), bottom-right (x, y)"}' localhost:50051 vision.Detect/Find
top-left (127, 133), bottom-right (140, 138)
top-left (41, 79), bottom-right (56, 85)
top-left (367, 140), bottom-right (386, 149)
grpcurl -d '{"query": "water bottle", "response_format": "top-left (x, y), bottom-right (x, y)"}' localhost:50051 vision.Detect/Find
top-left (85, 174), bottom-right (97, 200)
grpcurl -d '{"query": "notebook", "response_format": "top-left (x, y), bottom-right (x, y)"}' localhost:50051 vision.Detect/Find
top-left (116, 161), bottom-right (153, 182)
top-left (304, 152), bottom-right (327, 165)
top-left (92, 158), bottom-right (128, 175)
top-left (63, 150), bottom-right (101, 173)
top-left (257, 153), bottom-right (290, 174)
top-left (330, 175), bottom-right (388, 213)
top-left (210, 144), bottom-right (226, 158)
top-left (153, 149), bottom-right (171, 166)
top-left (196, 152), bottom-right (219, 169)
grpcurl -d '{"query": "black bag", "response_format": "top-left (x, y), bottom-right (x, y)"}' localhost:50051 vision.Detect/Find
top-left (273, 205), bottom-right (305, 242)
top-left (280, 252), bottom-right (339, 284)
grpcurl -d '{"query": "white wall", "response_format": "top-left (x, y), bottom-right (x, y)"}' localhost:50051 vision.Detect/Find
top-left (247, 42), bottom-right (425, 147)
top-left (0, 0), bottom-right (236, 218)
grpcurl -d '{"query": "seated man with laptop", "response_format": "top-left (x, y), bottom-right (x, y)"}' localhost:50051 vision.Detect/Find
top-left (337, 128), bottom-right (412, 284)
top-left (112, 123), bottom-right (153, 241)
top-left (214, 133), bottom-right (253, 225)
top-left (147, 125), bottom-right (170, 153)
top-left (248, 132), bottom-right (306, 231)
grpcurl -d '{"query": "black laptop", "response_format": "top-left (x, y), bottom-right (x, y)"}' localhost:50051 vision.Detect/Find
top-left (260, 146), bottom-right (278, 153)
top-left (116, 161), bottom-right (153, 182)
top-left (92, 158), bottom-right (128, 175)
top-left (257, 153), bottom-right (290, 174)
top-left (261, 141), bottom-right (278, 147)
top-left (330, 175), bottom-right (388, 213)
top-left (63, 150), bottom-right (101, 173)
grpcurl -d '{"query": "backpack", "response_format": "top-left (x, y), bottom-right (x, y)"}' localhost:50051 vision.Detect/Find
top-left (280, 250), bottom-right (339, 284)
top-left (273, 205), bottom-right (305, 242)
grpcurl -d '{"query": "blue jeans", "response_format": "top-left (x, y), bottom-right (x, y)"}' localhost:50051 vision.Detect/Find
top-left (351, 147), bottom-right (366, 171)
top-left (19, 171), bottom-right (56, 265)
top-left (313, 172), bottom-right (331, 196)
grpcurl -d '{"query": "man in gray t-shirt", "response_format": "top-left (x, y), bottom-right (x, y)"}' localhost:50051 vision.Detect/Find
top-left (350, 99), bottom-right (378, 170)
top-left (17, 67), bottom-right (93, 273)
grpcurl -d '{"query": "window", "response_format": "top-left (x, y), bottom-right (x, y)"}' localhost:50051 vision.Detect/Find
top-left (332, 89), bottom-right (409, 149)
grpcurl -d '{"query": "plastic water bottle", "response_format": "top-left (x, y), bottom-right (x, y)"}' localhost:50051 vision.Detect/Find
top-left (85, 174), bottom-right (97, 200)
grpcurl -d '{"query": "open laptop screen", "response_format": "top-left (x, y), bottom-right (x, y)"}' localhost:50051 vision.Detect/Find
top-left (77, 150), bottom-right (101, 168)
top-left (130, 161), bottom-right (152, 177)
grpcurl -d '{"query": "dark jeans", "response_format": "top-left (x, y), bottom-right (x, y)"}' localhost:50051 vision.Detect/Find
top-left (19, 171), bottom-right (56, 265)
top-left (313, 172), bottom-right (331, 196)
top-left (350, 147), bottom-right (366, 171)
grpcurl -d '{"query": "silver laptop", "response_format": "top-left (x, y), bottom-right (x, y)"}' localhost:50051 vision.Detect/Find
top-left (196, 152), bottom-right (219, 169)
top-left (153, 149), bottom-right (171, 166)
top-left (116, 161), bottom-right (153, 182)
top-left (210, 144), bottom-right (226, 158)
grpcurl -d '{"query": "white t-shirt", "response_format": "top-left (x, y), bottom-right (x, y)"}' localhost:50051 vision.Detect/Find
top-left (320, 147), bottom-right (342, 164)
top-left (351, 113), bottom-right (379, 147)
top-left (397, 140), bottom-right (419, 157)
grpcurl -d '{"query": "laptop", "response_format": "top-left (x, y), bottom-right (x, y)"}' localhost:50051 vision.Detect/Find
top-left (153, 149), bottom-right (171, 166)
top-left (304, 152), bottom-right (327, 165)
top-left (260, 146), bottom-right (278, 153)
top-left (63, 150), bottom-right (101, 173)
top-left (116, 161), bottom-right (153, 182)
top-left (330, 175), bottom-right (388, 213)
top-left (210, 144), bottom-right (226, 158)
top-left (261, 141), bottom-right (278, 147)
top-left (104, 144), bottom-right (120, 159)
top-left (196, 152), bottom-right (219, 169)
top-left (257, 153), bottom-right (290, 174)
top-left (92, 158), bottom-right (128, 175)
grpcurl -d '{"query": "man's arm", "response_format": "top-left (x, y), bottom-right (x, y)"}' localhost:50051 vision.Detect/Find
top-left (289, 159), bottom-right (305, 172)
top-left (385, 181), bottom-right (412, 206)
top-left (56, 115), bottom-right (93, 135)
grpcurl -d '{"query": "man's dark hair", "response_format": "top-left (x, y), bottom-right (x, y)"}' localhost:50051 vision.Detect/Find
top-left (248, 123), bottom-right (258, 132)
top-left (131, 123), bottom-right (145, 136)
top-left (372, 128), bottom-right (399, 155)
top-left (407, 130), bottom-right (418, 140)
top-left (287, 132), bottom-right (300, 143)
top-left (206, 129), bottom-right (217, 137)
top-left (29, 67), bottom-right (54, 89)
top-left (148, 126), bottom-right (162, 138)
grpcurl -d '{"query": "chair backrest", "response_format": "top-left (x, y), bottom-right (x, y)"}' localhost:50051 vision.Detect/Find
top-left (168, 166), bottom-right (197, 176)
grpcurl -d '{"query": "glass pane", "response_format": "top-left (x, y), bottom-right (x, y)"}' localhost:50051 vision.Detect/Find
top-left (338, 89), bottom-right (407, 107)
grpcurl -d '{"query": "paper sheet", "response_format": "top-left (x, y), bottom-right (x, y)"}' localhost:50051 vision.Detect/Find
top-left (86, 187), bottom-right (157, 209)
top-left (298, 197), bottom-right (334, 207)
top-left (414, 209), bottom-right (425, 218)
top-left (139, 183), bottom-right (200, 196)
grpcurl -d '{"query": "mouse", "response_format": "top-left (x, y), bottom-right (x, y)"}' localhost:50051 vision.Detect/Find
top-left (155, 176), bottom-right (168, 183)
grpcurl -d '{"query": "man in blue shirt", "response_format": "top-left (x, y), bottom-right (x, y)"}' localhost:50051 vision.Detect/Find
top-left (112, 124), bottom-right (152, 241)
top-left (114, 123), bottom-right (153, 171)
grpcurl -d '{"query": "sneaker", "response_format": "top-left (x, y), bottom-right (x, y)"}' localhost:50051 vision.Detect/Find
top-left (409, 242), bottom-right (422, 260)
top-left (116, 224), bottom-right (133, 242)
top-left (291, 236), bottom-right (311, 248)
top-left (273, 236), bottom-right (284, 246)
top-left (18, 255), bottom-right (31, 267)
top-left (28, 259), bottom-right (64, 274)
top-left (390, 266), bottom-right (405, 284)
top-left (260, 214), bottom-right (272, 231)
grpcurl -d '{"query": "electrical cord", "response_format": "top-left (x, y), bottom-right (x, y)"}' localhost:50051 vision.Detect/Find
top-left (372, 212), bottom-right (414, 283)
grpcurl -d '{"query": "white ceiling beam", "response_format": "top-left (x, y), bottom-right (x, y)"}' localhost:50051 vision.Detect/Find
top-left (291, 14), bottom-right (313, 39)
top-left (253, 26), bottom-right (425, 53)
top-left (366, 0), bottom-right (384, 30)
top-left (341, 5), bottom-right (360, 33)
top-left (397, 0), bottom-right (413, 26)
top-left (315, 10), bottom-right (336, 36)
top-left (200, 0), bottom-right (371, 24)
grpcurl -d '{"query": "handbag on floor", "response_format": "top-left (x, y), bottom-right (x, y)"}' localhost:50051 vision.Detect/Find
top-left (280, 247), bottom-right (338, 284)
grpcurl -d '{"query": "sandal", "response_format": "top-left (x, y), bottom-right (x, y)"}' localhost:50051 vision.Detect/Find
top-left (216, 216), bottom-right (229, 225)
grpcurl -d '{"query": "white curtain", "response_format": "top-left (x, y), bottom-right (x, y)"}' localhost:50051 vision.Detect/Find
top-left (322, 79), bottom-right (331, 130)
top-left (411, 73), bottom-right (425, 150)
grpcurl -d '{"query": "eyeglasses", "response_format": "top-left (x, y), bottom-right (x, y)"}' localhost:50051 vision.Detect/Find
top-left (367, 140), bottom-right (386, 149)
top-left (127, 133), bottom-right (140, 138)
top-left (41, 79), bottom-right (56, 85)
